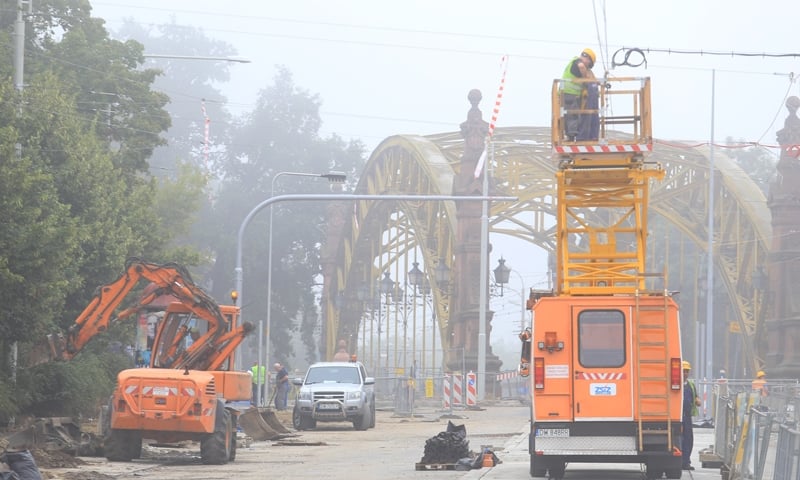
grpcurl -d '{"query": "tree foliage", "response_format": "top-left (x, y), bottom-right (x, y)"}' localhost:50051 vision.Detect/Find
top-left (0, 1), bottom-right (206, 421)
top-left (204, 67), bottom-right (366, 367)
top-left (723, 137), bottom-right (776, 195)
top-left (1, 2), bottom-right (366, 422)
top-left (112, 19), bottom-right (237, 177)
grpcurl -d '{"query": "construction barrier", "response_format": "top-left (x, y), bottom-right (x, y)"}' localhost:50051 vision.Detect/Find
top-left (466, 371), bottom-right (477, 406)
top-left (442, 374), bottom-right (464, 409)
top-left (699, 379), bottom-right (800, 480)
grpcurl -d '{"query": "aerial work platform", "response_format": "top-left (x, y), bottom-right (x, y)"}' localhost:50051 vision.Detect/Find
top-left (551, 76), bottom-right (664, 295)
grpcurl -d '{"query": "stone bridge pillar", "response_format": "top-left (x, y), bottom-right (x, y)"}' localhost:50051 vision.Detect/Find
top-left (766, 95), bottom-right (800, 380)
top-left (448, 89), bottom-right (502, 383)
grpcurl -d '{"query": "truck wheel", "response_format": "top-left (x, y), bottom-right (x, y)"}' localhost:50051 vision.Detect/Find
top-left (645, 464), bottom-right (665, 479)
top-left (228, 412), bottom-right (237, 462)
top-left (293, 405), bottom-right (316, 430)
top-left (665, 468), bottom-right (682, 479)
top-left (548, 460), bottom-right (566, 479)
top-left (104, 429), bottom-right (136, 462)
top-left (529, 455), bottom-right (546, 477)
top-left (129, 434), bottom-right (143, 459)
top-left (201, 401), bottom-right (232, 465)
top-left (353, 405), bottom-right (371, 431)
top-left (292, 405), bottom-right (303, 430)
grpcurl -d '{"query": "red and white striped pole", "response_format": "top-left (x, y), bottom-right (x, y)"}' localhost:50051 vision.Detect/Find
top-left (474, 55), bottom-right (509, 179)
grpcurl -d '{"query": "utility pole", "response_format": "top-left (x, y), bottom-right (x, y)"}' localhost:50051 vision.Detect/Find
top-left (14, 0), bottom-right (31, 93)
top-left (11, 0), bottom-right (32, 390)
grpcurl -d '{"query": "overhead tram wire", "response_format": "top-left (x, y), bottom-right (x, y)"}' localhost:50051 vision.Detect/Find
top-left (638, 47), bottom-right (800, 59)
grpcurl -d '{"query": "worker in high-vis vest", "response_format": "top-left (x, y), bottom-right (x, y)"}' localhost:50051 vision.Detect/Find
top-left (561, 48), bottom-right (598, 141)
top-left (682, 361), bottom-right (700, 470)
top-left (752, 370), bottom-right (768, 397)
top-left (250, 361), bottom-right (266, 406)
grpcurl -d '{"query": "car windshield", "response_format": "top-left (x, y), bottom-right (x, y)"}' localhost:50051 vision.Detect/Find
top-left (305, 366), bottom-right (361, 384)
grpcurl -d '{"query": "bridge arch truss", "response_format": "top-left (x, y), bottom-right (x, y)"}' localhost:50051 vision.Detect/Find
top-left (326, 126), bottom-right (770, 375)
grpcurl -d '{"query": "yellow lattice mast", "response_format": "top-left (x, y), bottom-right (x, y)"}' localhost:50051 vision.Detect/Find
top-left (551, 76), bottom-right (664, 295)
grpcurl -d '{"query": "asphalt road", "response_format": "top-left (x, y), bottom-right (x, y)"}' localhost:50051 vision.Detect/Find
top-left (42, 401), bottom-right (526, 480)
top-left (41, 401), bottom-right (723, 480)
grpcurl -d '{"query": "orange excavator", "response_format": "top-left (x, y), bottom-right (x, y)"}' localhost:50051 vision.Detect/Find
top-left (43, 257), bottom-right (254, 464)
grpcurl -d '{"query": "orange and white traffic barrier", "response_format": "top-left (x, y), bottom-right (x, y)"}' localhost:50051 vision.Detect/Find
top-left (466, 371), bottom-right (477, 406)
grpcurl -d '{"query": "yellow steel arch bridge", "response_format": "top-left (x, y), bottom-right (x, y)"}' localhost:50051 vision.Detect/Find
top-left (324, 126), bottom-right (769, 375)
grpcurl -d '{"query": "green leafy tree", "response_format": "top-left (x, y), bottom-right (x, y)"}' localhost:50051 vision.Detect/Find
top-left (204, 67), bottom-right (365, 366)
top-left (0, 2), bottom-right (208, 420)
top-left (112, 19), bottom-right (237, 177)
top-left (723, 137), bottom-right (776, 195)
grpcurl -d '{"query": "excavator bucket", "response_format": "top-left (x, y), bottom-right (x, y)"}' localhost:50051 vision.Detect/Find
top-left (260, 409), bottom-right (292, 434)
top-left (238, 408), bottom-right (292, 441)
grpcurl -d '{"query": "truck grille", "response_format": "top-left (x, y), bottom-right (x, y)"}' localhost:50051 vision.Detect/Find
top-left (205, 379), bottom-right (216, 396)
top-left (313, 391), bottom-right (344, 402)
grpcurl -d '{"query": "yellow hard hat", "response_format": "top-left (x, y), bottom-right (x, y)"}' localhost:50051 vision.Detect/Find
top-left (682, 360), bottom-right (691, 370)
top-left (757, 370), bottom-right (766, 378)
top-left (581, 48), bottom-right (597, 66)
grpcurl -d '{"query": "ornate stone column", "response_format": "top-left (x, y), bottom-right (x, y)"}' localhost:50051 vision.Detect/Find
top-left (766, 96), bottom-right (800, 379)
top-left (448, 89), bottom-right (502, 380)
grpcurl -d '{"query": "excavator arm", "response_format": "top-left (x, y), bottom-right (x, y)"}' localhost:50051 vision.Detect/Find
top-left (46, 257), bottom-right (232, 363)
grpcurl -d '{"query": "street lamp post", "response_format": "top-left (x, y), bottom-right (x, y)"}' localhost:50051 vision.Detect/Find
top-left (492, 257), bottom-right (528, 331)
top-left (260, 171), bottom-right (345, 406)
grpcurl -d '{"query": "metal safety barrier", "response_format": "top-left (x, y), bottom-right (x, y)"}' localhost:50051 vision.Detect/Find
top-left (701, 380), bottom-right (800, 480)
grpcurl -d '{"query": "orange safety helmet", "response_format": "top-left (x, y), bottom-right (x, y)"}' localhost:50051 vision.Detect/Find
top-left (581, 48), bottom-right (597, 67)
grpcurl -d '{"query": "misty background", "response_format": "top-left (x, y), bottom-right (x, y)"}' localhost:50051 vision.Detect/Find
top-left (0, 0), bottom-right (793, 419)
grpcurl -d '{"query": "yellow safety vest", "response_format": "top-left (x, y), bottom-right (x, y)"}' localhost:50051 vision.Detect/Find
top-left (561, 57), bottom-right (583, 96)
top-left (250, 365), bottom-right (266, 383)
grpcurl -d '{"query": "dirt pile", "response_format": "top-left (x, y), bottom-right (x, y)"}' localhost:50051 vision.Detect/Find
top-left (30, 448), bottom-right (85, 469)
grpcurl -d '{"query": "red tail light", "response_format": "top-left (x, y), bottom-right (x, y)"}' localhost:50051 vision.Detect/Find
top-left (534, 357), bottom-right (545, 389)
top-left (670, 358), bottom-right (682, 390)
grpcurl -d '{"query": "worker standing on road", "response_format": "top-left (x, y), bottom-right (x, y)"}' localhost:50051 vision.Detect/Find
top-left (682, 361), bottom-right (700, 471)
top-left (561, 48), bottom-right (599, 141)
top-left (250, 362), bottom-right (266, 406)
top-left (752, 370), bottom-right (768, 397)
top-left (274, 362), bottom-right (290, 410)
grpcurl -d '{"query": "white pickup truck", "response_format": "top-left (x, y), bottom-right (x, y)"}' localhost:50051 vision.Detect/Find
top-left (291, 361), bottom-right (376, 431)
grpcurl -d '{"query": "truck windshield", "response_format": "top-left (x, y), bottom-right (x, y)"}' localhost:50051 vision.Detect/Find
top-left (306, 367), bottom-right (361, 384)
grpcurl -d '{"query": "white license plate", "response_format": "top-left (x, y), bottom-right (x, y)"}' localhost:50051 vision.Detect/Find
top-left (536, 428), bottom-right (569, 438)
top-left (152, 386), bottom-right (169, 396)
top-left (317, 403), bottom-right (340, 410)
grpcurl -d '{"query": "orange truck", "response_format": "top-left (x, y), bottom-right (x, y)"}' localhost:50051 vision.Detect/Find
top-left (518, 76), bottom-right (684, 479)
top-left (44, 258), bottom-right (253, 464)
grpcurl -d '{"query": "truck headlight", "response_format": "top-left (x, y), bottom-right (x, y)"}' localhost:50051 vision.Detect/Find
top-left (346, 391), bottom-right (362, 401)
top-left (298, 390), bottom-right (311, 401)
